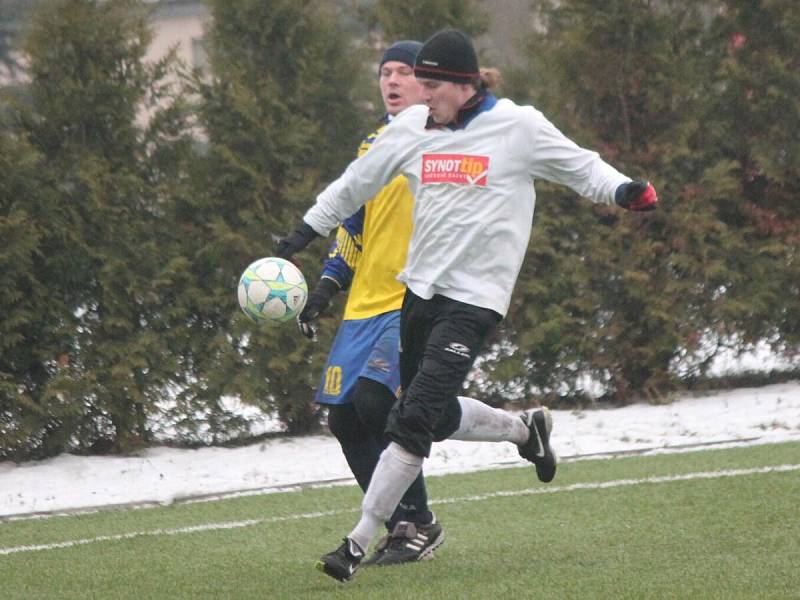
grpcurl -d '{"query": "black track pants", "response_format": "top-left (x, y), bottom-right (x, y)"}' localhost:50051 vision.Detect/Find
top-left (327, 377), bottom-right (433, 527)
top-left (386, 290), bottom-right (501, 457)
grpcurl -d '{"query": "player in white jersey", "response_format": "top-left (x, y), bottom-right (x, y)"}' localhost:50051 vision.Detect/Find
top-left (298, 40), bottom-right (445, 567)
top-left (276, 28), bottom-right (658, 582)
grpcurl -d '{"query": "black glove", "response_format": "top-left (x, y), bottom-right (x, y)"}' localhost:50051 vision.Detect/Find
top-left (297, 277), bottom-right (341, 339)
top-left (274, 222), bottom-right (319, 260)
top-left (615, 180), bottom-right (658, 212)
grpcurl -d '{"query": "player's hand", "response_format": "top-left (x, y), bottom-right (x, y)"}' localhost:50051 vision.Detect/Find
top-left (296, 277), bottom-right (340, 339)
top-left (274, 222), bottom-right (319, 259)
top-left (296, 317), bottom-right (316, 340)
top-left (615, 180), bottom-right (658, 212)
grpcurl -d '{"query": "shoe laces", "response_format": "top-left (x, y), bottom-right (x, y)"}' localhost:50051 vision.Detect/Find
top-left (383, 521), bottom-right (420, 550)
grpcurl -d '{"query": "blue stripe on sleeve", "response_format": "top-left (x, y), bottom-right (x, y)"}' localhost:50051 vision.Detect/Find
top-left (320, 206), bottom-right (365, 290)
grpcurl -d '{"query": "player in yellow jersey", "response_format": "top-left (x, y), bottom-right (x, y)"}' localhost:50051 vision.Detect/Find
top-left (297, 40), bottom-right (443, 566)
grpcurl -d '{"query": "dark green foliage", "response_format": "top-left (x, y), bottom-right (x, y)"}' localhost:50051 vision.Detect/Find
top-left (697, 0), bottom-right (800, 352)
top-left (360, 0), bottom-right (489, 42)
top-left (175, 0), bottom-right (371, 436)
top-left (1, 0), bottom-right (195, 458)
top-left (490, 0), bottom-right (799, 403)
top-left (0, 130), bottom-right (73, 459)
top-left (2, 0), bottom-right (798, 459)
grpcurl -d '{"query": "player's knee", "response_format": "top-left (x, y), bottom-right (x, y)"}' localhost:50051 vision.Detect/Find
top-left (326, 403), bottom-right (364, 444)
top-left (353, 377), bottom-right (396, 437)
top-left (432, 396), bottom-right (462, 441)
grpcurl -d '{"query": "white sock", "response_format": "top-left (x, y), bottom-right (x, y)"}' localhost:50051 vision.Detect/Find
top-left (450, 396), bottom-right (529, 445)
top-left (349, 442), bottom-right (423, 551)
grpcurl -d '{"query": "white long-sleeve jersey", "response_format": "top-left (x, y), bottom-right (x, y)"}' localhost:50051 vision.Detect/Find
top-left (303, 98), bottom-right (630, 317)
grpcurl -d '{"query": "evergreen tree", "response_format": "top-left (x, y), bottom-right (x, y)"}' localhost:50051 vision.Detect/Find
top-left (695, 0), bottom-right (800, 360)
top-left (179, 0), bottom-right (370, 435)
top-left (9, 0), bottom-right (194, 455)
top-left (0, 129), bottom-right (74, 460)
top-left (485, 0), bottom-right (799, 403)
top-left (492, 0), bottom-right (734, 401)
top-left (360, 0), bottom-right (489, 42)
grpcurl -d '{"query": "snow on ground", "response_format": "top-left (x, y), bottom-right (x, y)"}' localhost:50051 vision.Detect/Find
top-left (2, 381), bottom-right (798, 519)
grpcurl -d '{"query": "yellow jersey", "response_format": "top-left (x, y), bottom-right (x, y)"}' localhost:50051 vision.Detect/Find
top-left (320, 124), bottom-right (414, 320)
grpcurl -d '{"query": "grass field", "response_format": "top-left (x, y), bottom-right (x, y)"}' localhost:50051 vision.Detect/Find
top-left (2, 441), bottom-right (799, 599)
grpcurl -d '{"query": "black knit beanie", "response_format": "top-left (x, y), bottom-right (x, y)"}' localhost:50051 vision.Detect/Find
top-left (379, 40), bottom-right (423, 73)
top-left (414, 29), bottom-right (479, 84)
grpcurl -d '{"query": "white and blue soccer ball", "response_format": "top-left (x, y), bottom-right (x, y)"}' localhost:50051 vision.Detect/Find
top-left (237, 257), bottom-right (308, 324)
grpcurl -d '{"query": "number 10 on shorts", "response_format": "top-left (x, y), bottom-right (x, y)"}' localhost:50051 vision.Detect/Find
top-left (324, 366), bottom-right (343, 396)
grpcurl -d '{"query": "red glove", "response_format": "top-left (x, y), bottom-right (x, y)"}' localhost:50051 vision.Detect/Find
top-left (615, 180), bottom-right (658, 212)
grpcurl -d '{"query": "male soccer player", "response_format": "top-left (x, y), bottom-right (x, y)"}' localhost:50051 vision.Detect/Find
top-left (298, 40), bottom-right (444, 566)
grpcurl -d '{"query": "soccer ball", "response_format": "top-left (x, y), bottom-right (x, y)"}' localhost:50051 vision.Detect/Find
top-left (237, 257), bottom-right (308, 324)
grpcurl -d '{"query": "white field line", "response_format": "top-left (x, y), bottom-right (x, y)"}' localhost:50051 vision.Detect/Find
top-left (1, 463), bottom-right (798, 557)
top-left (4, 435), bottom-right (794, 523)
